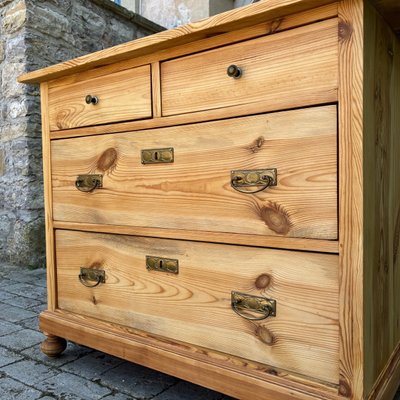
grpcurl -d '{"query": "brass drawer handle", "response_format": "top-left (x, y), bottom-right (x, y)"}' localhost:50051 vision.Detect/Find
top-left (79, 268), bottom-right (106, 288)
top-left (231, 169), bottom-right (277, 194)
top-left (75, 174), bottom-right (103, 193)
top-left (231, 291), bottom-right (276, 321)
top-left (227, 64), bottom-right (242, 79)
top-left (85, 94), bottom-right (99, 105)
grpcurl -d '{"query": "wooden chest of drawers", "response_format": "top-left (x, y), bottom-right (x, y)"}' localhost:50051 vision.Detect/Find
top-left (19, 1), bottom-right (400, 399)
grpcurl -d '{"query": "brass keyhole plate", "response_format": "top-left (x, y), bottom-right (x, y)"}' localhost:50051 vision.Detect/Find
top-left (141, 148), bottom-right (174, 164)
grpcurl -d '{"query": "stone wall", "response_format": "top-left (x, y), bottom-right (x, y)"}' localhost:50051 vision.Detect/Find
top-left (0, 0), bottom-right (162, 267)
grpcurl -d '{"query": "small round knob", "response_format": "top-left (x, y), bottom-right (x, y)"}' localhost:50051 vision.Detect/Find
top-left (85, 95), bottom-right (99, 105)
top-left (227, 64), bottom-right (242, 79)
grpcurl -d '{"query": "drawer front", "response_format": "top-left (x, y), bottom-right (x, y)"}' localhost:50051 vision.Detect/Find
top-left (48, 65), bottom-right (152, 130)
top-left (161, 19), bottom-right (338, 116)
top-left (51, 105), bottom-right (337, 240)
top-left (56, 230), bottom-right (339, 384)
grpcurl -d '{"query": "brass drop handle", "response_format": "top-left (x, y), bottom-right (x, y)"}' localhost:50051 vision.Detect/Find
top-left (227, 64), bottom-right (242, 79)
top-left (232, 175), bottom-right (273, 194)
top-left (78, 268), bottom-right (105, 288)
top-left (231, 291), bottom-right (276, 321)
top-left (231, 169), bottom-right (277, 194)
top-left (85, 94), bottom-right (99, 105)
top-left (75, 174), bottom-right (103, 193)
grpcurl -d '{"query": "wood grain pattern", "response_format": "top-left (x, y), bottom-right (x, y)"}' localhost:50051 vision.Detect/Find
top-left (363, 1), bottom-right (400, 397)
top-left (338, 0), bottom-right (364, 398)
top-left (367, 342), bottom-right (400, 400)
top-left (18, 0), bottom-right (336, 84)
top-left (55, 229), bottom-right (339, 384)
top-left (40, 310), bottom-right (339, 400)
top-left (151, 62), bottom-right (161, 118)
top-left (49, 87), bottom-right (337, 140)
top-left (45, 3), bottom-right (338, 91)
top-left (40, 83), bottom-right (57, 311)
top-left (51, 106), bottom-right (338, 241)
top-left (53, 220), bottom-right (339, 253)
top-left (48, 65), bottom-right (151, 130)
top-left (161, 19), bottom-right (338, 117)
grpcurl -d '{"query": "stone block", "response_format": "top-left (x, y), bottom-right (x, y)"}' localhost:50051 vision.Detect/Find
top-left (0, 377), bottom-right (42, 400)
top-left (0, 346), bottom-right (24, 367)
top-left (0, 149), bottom-right (5, 176)
top-left (98, 361), bottom-right (177, 397)
top-left (35, 372), bottom-right (112, 400)
top-left (0, 328), bottom-right (43, 350)
top-left (2, 1), bottom-right (27, 34)
top-left (1, 360), bottom-right (58, 385)
top-left (60, 351), bottom-right (124, 379)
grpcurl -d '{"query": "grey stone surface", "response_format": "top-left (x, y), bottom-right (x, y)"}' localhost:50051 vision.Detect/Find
top-left (0, 376), bottom-right (42, 400)
top-left (35, 372), bottom-right (112, 399)
top-left (0, 328), bottom-right (43, 350)
top-left (0, 346), bottom-right (24, 367)
top-left (0, 303), bottom-right (37, 322)
top-left (0, 0), bottom-right (162, 268)
top-left (1, 359), bottom-right (57, 385)
top-left (152, 380), bottom-right (227, 400)
top-left (61, 350), bottom-right (124, 379)
top-left (98, 362), bottom-right (177, 398)
top-left (0, 320), bottom-right (21, 336)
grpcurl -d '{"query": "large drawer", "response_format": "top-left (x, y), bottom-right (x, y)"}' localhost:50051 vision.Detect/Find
top-left (161, 19), bottom-right (338, 116)
top-left (51, 105), bottom-right (337, 241)
top-left (48, 65), bottom-right (152, 130)
top-left (56, 230), bottom-right (339, 384)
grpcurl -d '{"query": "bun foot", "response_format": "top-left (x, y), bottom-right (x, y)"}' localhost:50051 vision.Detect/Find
top-left (41, 335), bottom-right (67, 358)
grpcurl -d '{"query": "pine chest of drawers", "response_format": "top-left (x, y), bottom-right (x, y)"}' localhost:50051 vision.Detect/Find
top-left (19, 1), bottom-right (400, 399)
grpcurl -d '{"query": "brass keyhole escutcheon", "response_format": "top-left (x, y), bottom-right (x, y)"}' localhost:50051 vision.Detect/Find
top-left (146, 256), bottom-right (179, 274)
top-left (141, 148), bottom-right (174, 164)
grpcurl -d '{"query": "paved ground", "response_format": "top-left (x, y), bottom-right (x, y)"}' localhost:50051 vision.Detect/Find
top-left (0, 265), bottom-right (399, 400)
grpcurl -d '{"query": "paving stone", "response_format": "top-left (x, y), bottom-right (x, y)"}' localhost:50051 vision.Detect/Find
top-left (61, 351), bottom-right (124, 379)
top-left (101, 393), bottom-right (135, 400)
top-left (99, 362), bottom-right (177, 398)
top-left (0, 346), bottom-right (24, 367)
top-left (0, 376), bottom-right (42, 400)
top-left (35, 372), bottom-right (111, 400)
top-left (3, 282), bottom-right (46, 300)
top-left (1, 359), bottom-right (58, 385)
top-left (0, 320), bottom-right (21, 336)
top-left (0, 303), bottom-right (37, 322)
top-left (17, 315), bottom-right (40, 331)
top-left (0, 291), bottom-right (18, 301)
top-left (2, 295), bottom-right (42, 310)
top-left (152, 380), bottom-right (229, 400)
top-left (4, 269), bottom-right (46, 285)
top-left (22, 341), bottom-right (94, 367)
top-left (0, 328), bottom-right (43, 351)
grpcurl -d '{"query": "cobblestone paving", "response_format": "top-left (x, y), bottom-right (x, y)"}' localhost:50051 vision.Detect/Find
top-left (0, 265), bottom-right (399, 400)
top-left (0, 265), bottom-right (233, 400)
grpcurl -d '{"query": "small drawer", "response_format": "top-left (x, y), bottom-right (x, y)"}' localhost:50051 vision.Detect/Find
top-left (51, 105), bottom-right (338, 241)
top-left (48, 65), bottom-right (152, 130)
top-left (56, 230), bottom-right (339, 384)
top-left (161, 19), bottom-right (338, 116)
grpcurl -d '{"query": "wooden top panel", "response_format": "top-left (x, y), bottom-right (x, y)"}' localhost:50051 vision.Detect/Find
top-left (18, 0), bottom-right (335, 84)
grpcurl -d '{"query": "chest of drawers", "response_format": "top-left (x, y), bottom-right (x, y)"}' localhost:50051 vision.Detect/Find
top-left (19, 0), bottom-right (400, 399)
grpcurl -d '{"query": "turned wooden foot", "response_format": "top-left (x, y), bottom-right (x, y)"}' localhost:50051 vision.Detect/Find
top-left (40, 334), bottom-right (67, 358)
